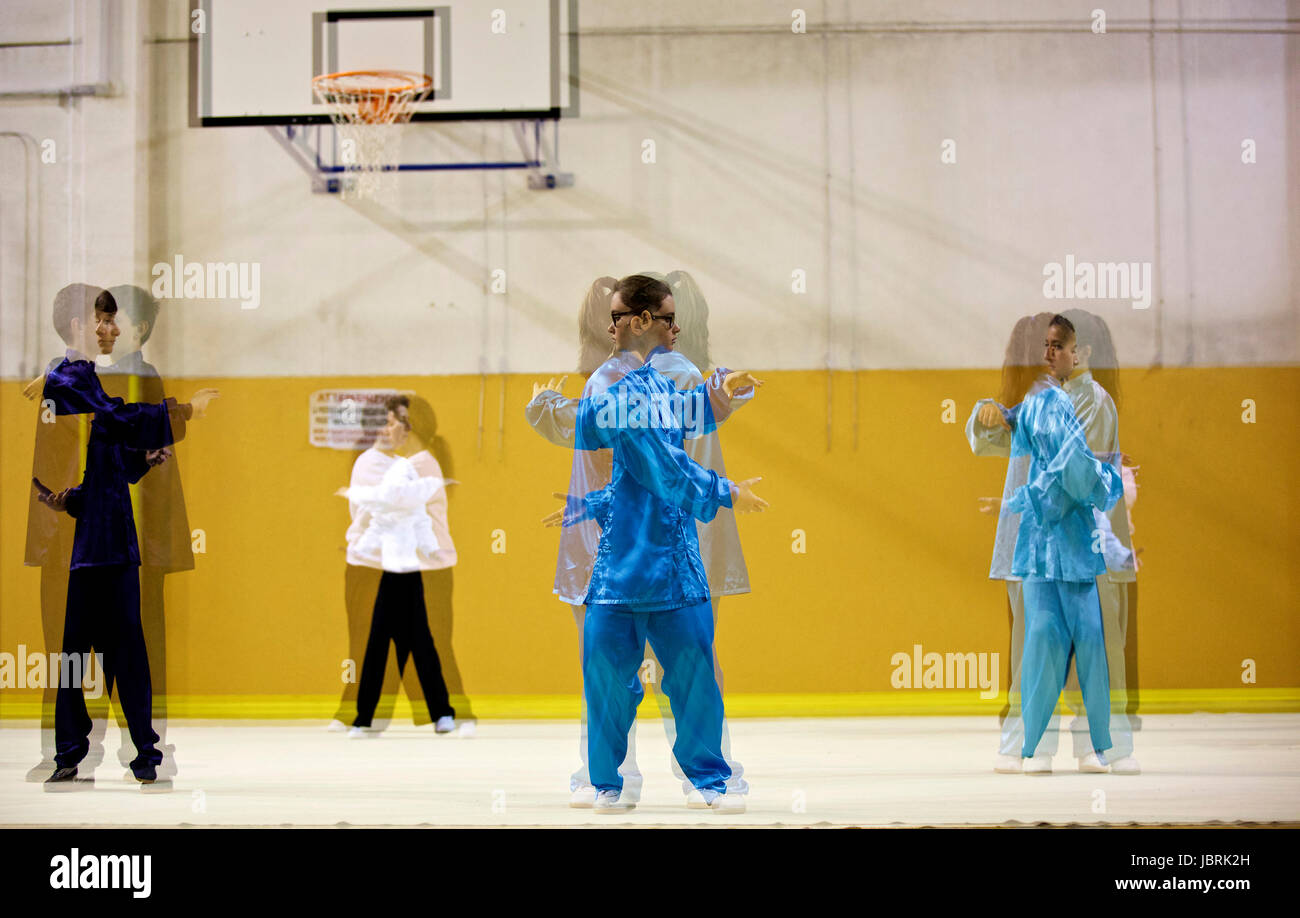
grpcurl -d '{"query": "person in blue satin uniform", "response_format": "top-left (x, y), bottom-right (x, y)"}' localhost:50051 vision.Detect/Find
top-left (546, 274), bottom-right (766, 813)
top-left (1000, 314), bottom-right (1123, 774)
top-left (525, 277), bottom-right (752, 804)
top-left (34, 286), bottom-right (219, 785)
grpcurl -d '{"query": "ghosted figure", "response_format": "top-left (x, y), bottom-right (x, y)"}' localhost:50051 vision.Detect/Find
top-left (334, 395), bottom-right (470, 736)
top-left (969, 311), bottom-right (1140, 774)
top-left (529, 273), bottom-right (764, 812)
top-left (94, 285), bottom-right (194, 780)
top-left (32, 284), bottom-right (218, 787)
top-left (968, 314), bottom-right (1128, 775)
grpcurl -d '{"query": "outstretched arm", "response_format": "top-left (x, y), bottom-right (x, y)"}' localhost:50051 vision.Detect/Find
top-left (43, 363), bottom-right (217, 451)
top-left (525, 382), bottom-right (578, 448)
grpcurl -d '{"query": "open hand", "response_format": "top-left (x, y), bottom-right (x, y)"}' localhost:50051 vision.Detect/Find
top-left (145, 448), bottom-right (172, 467)
top-left (532, 376), bottom-right (568, 401)
top-left (22, 373), bottom-right (44, 400)
top-left (38, 487), bottom-right (73, 513)
top-left (723, 371), bottom-right (764, 399)
top-left (189, 388), bottom-right (221, 419)
top-left (731, 476), bottom-right (769, 513)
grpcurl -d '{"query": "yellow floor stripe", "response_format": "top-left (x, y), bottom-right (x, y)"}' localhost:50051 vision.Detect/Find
top-left (1, 688), bottom-right (1296, 721)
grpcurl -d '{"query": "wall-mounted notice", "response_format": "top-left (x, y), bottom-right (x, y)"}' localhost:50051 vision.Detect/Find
top-left (308, 389), bottom-right (402, 449)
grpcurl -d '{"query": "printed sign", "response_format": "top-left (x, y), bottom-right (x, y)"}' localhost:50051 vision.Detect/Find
top-left (308, 389), bottom-right (401, 449)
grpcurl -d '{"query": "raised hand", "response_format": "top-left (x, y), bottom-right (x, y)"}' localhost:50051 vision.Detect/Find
top-left (531, 376), bottom-right (568, 401)
top-left (145, 447), bottom-right (172, 467)
top-left (722, 371), bottom-right (764, 399)
top-left (977, 402), bottom-right (1009, 430)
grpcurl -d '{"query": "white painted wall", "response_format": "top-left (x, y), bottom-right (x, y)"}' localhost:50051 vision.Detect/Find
top-left (1, 0), bottom-right (1295, 378)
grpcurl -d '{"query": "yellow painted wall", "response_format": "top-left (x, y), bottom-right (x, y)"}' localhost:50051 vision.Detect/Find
top-left (1, 367), bottom-right (1297, 713)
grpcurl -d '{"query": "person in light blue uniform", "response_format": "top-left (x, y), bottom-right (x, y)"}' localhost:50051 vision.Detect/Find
top-left (999, 314), bottom-right (1123, 775)
top-left (546, 274), bottom-right (766, 813)
top-left (526, 272), bottom-right (752, 804)
top-left (967, 311), bottom-right (1140, 774)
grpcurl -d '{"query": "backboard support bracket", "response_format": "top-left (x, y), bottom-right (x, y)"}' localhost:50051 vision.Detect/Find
top-left (267, 119), bottom-right (573, 194)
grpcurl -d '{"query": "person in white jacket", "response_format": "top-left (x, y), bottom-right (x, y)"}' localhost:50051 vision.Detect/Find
top-left (336, 396), bottom-right (458, 736)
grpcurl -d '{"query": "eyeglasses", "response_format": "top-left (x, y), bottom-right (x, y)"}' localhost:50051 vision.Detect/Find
top-left (611, 311), bottom-right (676, 326)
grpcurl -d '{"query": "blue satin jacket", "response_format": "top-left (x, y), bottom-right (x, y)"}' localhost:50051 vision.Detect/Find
top-left (573, 355), bottom-right (734, 611)
top-left (1003, 382), bottom-right (1123, 582)
top-left (41, 356), bottom-right (188, 569)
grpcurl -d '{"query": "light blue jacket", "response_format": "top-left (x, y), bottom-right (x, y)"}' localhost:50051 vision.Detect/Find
top-left (572, 353), bottom-right (734, 611)
top-left (1002, 382), bottom-right (1124, 583)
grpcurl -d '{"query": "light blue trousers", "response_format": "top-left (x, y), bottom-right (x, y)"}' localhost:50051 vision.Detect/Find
top-left (1020, 580), bottom-right (1112, 758)
top-left (1000, 579), bottom-right (1135, 758)
top-left (583, 600), bottom-right (731, 794)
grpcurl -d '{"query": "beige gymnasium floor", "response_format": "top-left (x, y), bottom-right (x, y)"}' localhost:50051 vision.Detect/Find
top-left (1, 714), bottom-right (1297, 827)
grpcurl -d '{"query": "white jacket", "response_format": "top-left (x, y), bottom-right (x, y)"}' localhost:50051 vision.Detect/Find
top-left (344, 449), bottom-right (456, 572)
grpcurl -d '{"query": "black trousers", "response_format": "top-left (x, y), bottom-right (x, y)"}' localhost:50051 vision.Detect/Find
top-left (353, 571), bottom-right (455, 727)
top-left (54, 564), bottom-right (160, 771)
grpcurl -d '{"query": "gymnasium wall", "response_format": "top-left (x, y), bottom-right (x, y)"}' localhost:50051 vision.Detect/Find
top-left (2, 365), bottom-right (1296, 714)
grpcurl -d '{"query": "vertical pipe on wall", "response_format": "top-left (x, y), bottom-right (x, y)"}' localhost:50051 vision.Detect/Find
top-left (1146, 0), bottom-right (1166, 369)
top-left (821, 0), bottom-right (833, 453)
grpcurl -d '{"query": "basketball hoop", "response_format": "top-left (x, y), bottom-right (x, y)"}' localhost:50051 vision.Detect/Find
top-left (310, 70), bottom-right (433, 200)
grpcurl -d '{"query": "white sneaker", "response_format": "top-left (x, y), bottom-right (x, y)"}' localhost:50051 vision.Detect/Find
top-left (435, 716), bottom-right (455, 734)
top-left (1023, 754), bottom-right (1052, 775)
top-left (710, 792), bottom-right (746, 814)
top-left (569, 786), bottom-right (597, 808)
top-left (456, 721), bottom-right (477, 738)
top-left (1109, 754), bottom-right (1141, 775)
top-left (685, 788), bottom-right (710, 809)
top-left (347, 726), bottom-right (378, 738)
top-left (1077, 752), bottom-right (1111, 774)
top-left (994, 754), bottom-right (1023, 774)
top-left (326, 719), bottom-right (347, 733)
top-left (593, 790), bottom-right (634, 813)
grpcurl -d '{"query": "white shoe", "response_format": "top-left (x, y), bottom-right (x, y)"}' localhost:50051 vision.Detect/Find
top-left (1109, 754), bottom-right (1141, 775)
top-left (347, 726), bottom-right (377, 738)
top-left (569, 786), bottom-right (597, 808)
top-left (994, 754), bottom-right (1023, 774)
top-left (1023, 754), bottom-right (1052, 775)
top-left (685, 788), bottom-right (710, 809)
top-left (435, 716), bottom-right (455, 734)
top-left (593, 790), bottom-right (635, 813)
top-left (1078, 752), bottom-right (1111, 774)
top-left (326, 719), bottom-right (347, 733)
top-left (456, 721), bottom-right (477, 738)
top-left (710, 792), bottom-right (746, 814)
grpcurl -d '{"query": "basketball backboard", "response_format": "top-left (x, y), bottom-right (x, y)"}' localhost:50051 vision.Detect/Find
top-left (192, 0), bottom-right (576, 125)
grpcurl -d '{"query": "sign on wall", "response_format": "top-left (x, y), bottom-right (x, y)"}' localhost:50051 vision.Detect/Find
top-left (308, 388), bottom-right (401, 449)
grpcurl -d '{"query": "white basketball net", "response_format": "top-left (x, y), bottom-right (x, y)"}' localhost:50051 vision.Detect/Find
top-left (311, 70), bottom-right (433, 200)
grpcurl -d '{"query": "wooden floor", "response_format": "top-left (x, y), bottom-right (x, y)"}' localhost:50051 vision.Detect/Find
top-left (2, 714), bottom-right (1296, 827)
